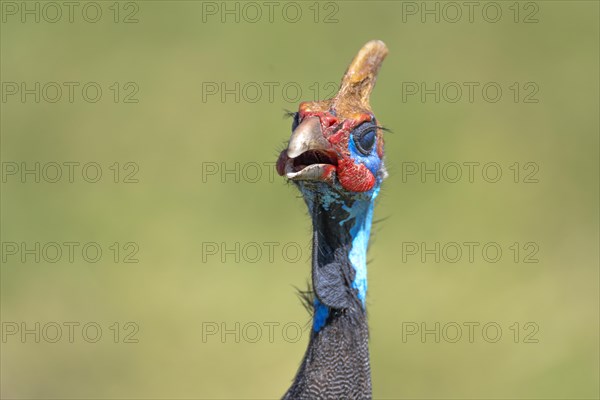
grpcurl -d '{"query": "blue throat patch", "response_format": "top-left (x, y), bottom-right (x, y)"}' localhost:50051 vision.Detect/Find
top-left (305, 185), bottom-right (380, 332)
top-left (313, 298), bottom-right (329, 332)
top-left (301, 130), bottom-right (383, 333)
top-left (343, 187), bottom-right (379, 308)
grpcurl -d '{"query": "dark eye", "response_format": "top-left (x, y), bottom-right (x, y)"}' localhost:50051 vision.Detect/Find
top-left (354, 126), bottom-right (377, 155)
top-left (291, 112), bottom-right (300, 131)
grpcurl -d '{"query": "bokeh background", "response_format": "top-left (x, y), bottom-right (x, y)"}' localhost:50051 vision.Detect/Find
top-left (1, 1), bottom-right (598, 399)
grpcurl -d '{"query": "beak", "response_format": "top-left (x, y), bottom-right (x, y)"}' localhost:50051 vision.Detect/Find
top-left (276, 117), bottom-right (337, 182)
top-left (286, 117), bottom-right (329, 158)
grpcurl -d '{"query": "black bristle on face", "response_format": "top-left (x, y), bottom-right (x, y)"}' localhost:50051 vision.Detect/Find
top-left (295, 282), bottom-right (315, 316)
top-left (283, 109), bottom-right (301, 132)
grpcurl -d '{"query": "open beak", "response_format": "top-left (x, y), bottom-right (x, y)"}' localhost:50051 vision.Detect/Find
top-left (276, 117), bottom-right (337, 182)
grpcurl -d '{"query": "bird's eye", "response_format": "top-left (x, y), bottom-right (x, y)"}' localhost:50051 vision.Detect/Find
top-left (354, 127), bottom-right (376, 155)
top-left (292, 112), bottom-right (300, 131)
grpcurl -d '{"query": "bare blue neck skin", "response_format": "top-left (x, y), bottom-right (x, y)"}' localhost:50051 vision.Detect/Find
top-left (297, 181), bottom-right (380, 332)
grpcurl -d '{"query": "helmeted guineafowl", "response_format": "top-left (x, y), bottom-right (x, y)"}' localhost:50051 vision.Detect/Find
top-left (276, 40), bottom-right (389, 400)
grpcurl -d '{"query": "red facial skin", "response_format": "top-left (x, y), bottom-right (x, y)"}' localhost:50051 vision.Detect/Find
top-left (278, 105), bottom-right (381, 193)
top-left (275, 152), bottom-right (288, 176)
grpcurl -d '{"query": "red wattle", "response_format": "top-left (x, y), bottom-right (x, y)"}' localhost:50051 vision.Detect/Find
top-left (337, 159), bottom-right (376, 192)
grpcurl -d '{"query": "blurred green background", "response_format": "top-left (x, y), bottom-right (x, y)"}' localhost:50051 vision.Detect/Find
top-left (1, 1), bottom-right (598, 399)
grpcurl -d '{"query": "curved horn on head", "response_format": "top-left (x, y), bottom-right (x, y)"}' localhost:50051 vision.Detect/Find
top-left (332, 40), bottom-right (388, 114)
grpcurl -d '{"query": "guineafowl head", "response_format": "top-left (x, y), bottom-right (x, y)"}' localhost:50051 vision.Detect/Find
top-left (276, 40), bottom-right (388, 197)
top-left (276, 40), bottom-right (388, 400)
